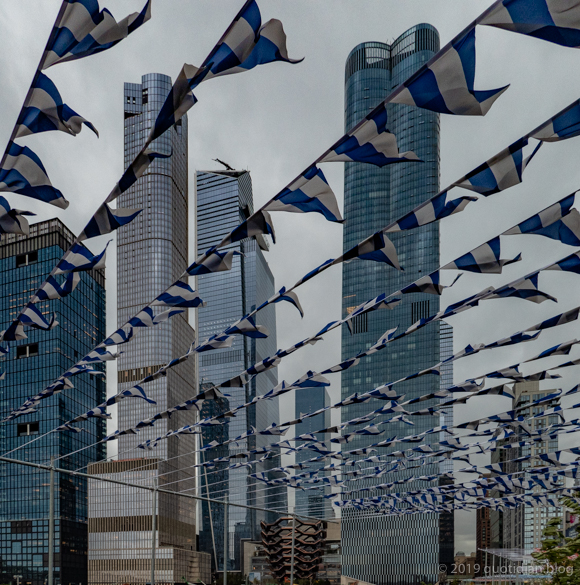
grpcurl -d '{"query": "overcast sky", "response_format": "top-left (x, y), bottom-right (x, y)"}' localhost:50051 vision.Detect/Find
top-left (2, 0), bottom-right (580, 554)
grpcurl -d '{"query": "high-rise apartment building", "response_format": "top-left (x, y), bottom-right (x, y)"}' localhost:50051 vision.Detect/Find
top-left (294, 387), bottom-right (332, 518)
top-left (0, 218), bottom-right (106, 585)
top-left (501, 382), bottom-right (562, 552)
top-left (196, 169), bottom-right (284, 571)
top-left (341, 25), bottom-right (453, 584)
top-left (88, 73), bottom-right (210, 583)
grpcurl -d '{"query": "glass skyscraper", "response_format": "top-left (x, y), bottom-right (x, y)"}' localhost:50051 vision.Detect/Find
top-left (293, 388), bottom-right (332, 519)
top-left (341, 25), bottom-right (454, 584)
top-left (0, 218), bottom-right (106, 585)
top-left (196, 170), bottom-right (284, 572)
top-left (88, 73), bottom-right (210, 583)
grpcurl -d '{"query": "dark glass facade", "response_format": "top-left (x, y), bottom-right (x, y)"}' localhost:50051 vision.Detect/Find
top-left (196, 170), bottom-right (285, 571)
top-left (341, 25), bottom-right (453, 585)
top-left (0, 219), bottom-right (106, 585)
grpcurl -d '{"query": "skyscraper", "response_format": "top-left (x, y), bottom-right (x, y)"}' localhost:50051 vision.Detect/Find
top-left (196, 169), bottom-right (284, 571)
top-left (0, 218), bottom-right (106, 585)
top-left (294, 387), bottom-right (332, 519)
top-left (88, 73), bottom-right (210, 583)
top-left (341, 25), bottom-right (452, 584)
top-left (502, 381), bottom-right (561, 552)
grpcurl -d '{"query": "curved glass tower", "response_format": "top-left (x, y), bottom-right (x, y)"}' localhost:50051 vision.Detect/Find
top-left (341, 25), bottom-right (454, 584)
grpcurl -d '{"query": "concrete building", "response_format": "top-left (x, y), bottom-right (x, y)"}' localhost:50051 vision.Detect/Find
top-left (0, 219), bottom-right (106, 585)
top-left (87, 73), bottom-right (209, 583)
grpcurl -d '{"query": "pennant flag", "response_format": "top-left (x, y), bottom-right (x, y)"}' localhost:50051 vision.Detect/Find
top-left (293, 258), bottom-right (335, 287)
top-left (504, 193), bottom-right (580, 246)
top-left (55, 241), bottom-right (110, 274)
top-left (186, 247), bottom-right (242, 276)
top-left (102, 325), bottom-right (135, 346)
top-left (106, 148), bottom-right (171, 203)
top-left (152, 281), bottom-right (205, 308)
top-left (526, 306), bottom-right (580, 332)
top-left (220, 210), bottom-right (276, 246)
top-left (400, 271), bottom-right (446, 295)
top-left (340, 231), bottom-right (402, 270)
top-left (148, 64), bottom-right (199, 142)
top-left (20, 304), bottom-right (58, 331)
top-left (390, 27), bottom-right (509, 116)
top-left (188, 0), bottom-right (301, 86)
top-left (385, 191), bottom-right (477, 232)
top-left (225, 315), bottom-right (268, 338)
top-left (262, 287), bottom-right (304, 317)
top-left (453, 138), bottom-right (539, 196)
top-left (545, 250), bottom-right (580, 274)
top-left (530, 99), bottom-right (580, 142)
top-left (78, 202), bottom-right (142, 241)
top-left (489, 274), bottom-right (556, 304)
top-left (16, 72), bottom-right (98, 138)
top-left (483, 330), bottom-right (541, 350)
top-left (265, 166), bottom-right (343, 222)
top-left (195, 334), bottom-right (235, 353)
top-left (0, 142), bottom-right (68, 208)
top-left (56, 423), bottom-right (86, 433)
top-left (105, 385), bottom-right (156, 406)
top-left (480, 0), bottom-right (580, 48)
top-left (0, 196), bottom-right (35, 235)
top-left (129, 307), bottom-right (184, 328)
top-left (321, 104), bottom-right (420, 166)
top-left (79, 347), bottom-right (119, 364)
top-left (31, 273), bottom-right (80, 302)
top-left (70, 405), bottom-right (110, 423)
top-left (442, 237), bottom-right (521, 273)
top-left (43, 0), bottom-right (152, 69)
top-left (525, 339), bottom-right (580, 363)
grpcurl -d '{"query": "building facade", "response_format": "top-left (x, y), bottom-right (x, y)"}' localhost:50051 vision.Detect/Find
top-left (340, 25), bottom-right (451, 585)
top-left (196, 170), bottom-right (284, 572)
top-left (294, 387), bottom-right (332, 519)
top-left (476, 507), bottom-right (491, 576)
top-left (88, 73), bottom-right (209, 583)
top-left (0, 219), bottom-right (106, 585)
top-left (501, 382), bottom-right (561, 552)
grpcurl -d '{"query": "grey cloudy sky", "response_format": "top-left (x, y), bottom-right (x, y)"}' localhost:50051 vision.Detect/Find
top-left (2, 0), bottom-right (580, 554)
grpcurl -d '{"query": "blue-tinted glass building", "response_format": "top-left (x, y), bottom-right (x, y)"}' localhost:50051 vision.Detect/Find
top-left (196, 170), bottom-right (285, 572)
top-left (0, 218), bottom-right (106, 585)
top-left (293, 388), bottom-right (332, 519)
top-left (341, 25), bottom-right (454, 584)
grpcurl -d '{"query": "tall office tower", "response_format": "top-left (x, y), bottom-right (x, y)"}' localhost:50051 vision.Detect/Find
top-left (476, 507), bottom-right (491, 576)
top-left (341, 26), bottom-right (452, 584)
top-left (0, 218), bottom-right (106, 585)
top-left (502, 382), bottom-right (561, 551)
top-left (88, 74), bottom-right (210, 583)
top-left (294, 388), bottom-right (333, 518)
top-left (196, 169), bottom-right (284, 571)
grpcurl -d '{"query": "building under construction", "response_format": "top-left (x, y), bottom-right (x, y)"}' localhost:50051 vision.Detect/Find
top-left (260, 517), bottom-right (326, 582)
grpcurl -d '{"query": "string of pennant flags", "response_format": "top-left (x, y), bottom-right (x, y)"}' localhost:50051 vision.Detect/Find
top-left (4, 0), bottom-right (580, 520)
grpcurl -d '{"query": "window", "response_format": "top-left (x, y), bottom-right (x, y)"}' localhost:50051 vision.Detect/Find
top-left (17, 422), bottom-right (39, 436)
top-left (411, 300), bottom-right (430, 322)
top-left (142, 88), bottom-right (148, 105)
top-left (350, 313), bottom-right (368, 334)
top-left (16, 343), bottom-right (39, 359)
top-left (15, 251), bottom-right (38, 267)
